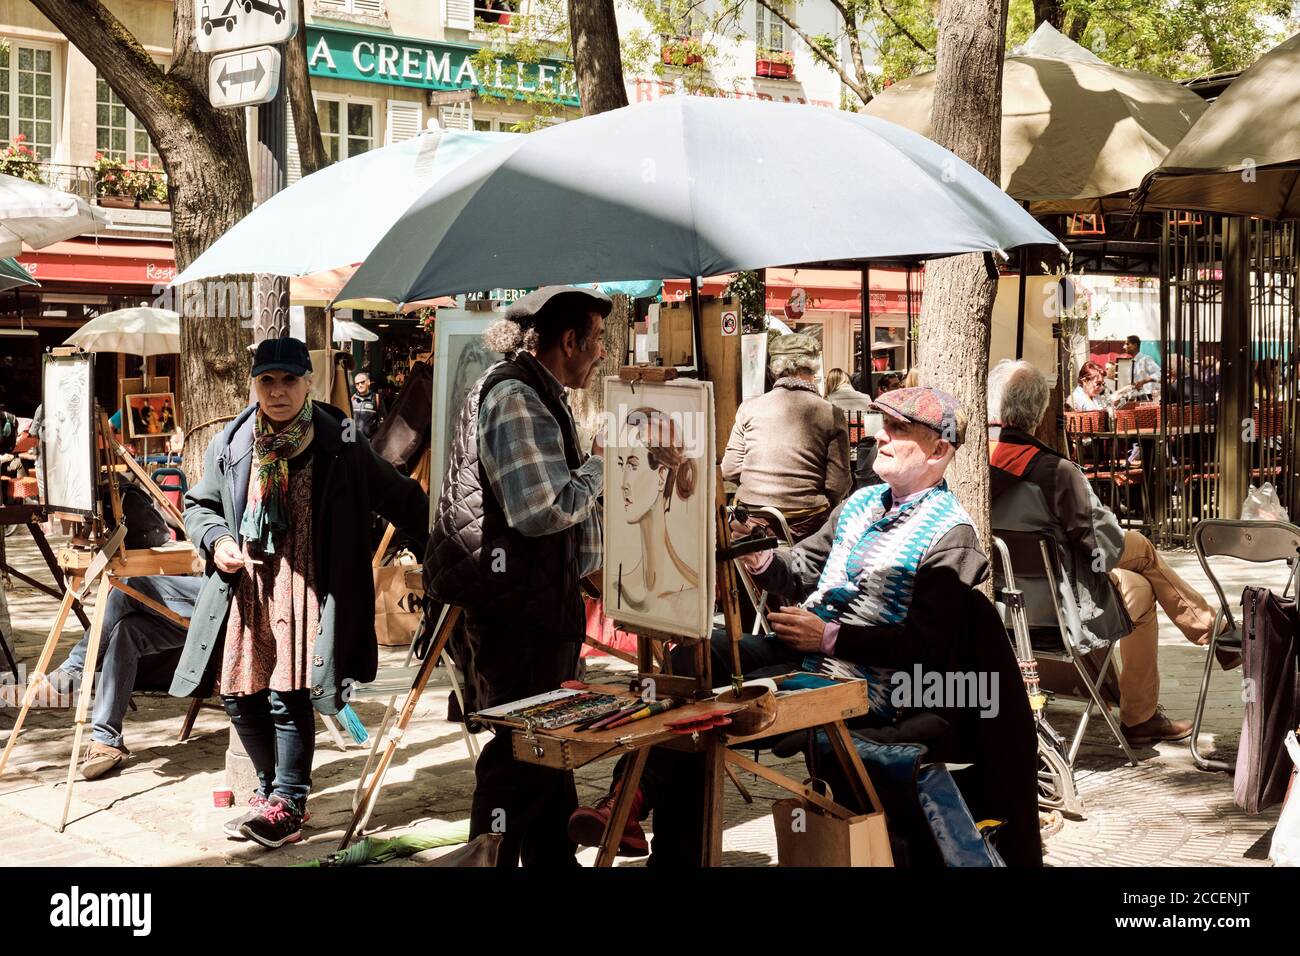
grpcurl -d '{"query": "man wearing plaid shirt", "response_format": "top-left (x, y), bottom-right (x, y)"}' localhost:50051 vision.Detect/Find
top-left (427, 286), bottom-right (611, 868)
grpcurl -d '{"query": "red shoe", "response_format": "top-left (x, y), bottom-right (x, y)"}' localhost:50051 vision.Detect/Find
top-left (568, 787), bottom-right (648, 857)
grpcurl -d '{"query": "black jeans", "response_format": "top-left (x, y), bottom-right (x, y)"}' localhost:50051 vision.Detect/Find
top-left (222, 688), bottom-right (315, 812)
top-left (611, 629), bottom-right (802, 867)
top-left (463, 611), bottom-right (583, 868)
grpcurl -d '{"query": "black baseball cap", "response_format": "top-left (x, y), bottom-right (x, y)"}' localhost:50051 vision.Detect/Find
top-left (251, 337), bottom-right (312, 377)
top-left (505, 286), bottom-right (613, 329)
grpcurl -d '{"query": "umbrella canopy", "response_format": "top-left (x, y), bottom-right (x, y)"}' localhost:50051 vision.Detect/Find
top-left (332, 318), bottom-right (378, 342)
top-left (1140, 33), bottom-right (1300, 218)
top-left (0, 256), bottom-right (37, 293)
top-left (864, 23), bottom-right (1206, 213)
top-left (0, 173), bottom-right (110, 256)
top-left (290, 264), bottom-right (454, 311)
top-left (172, 128), bottom-right (517, 287)
top-left (336, 96), bottom-right (1058, 307)
top-left (64, 307), bottom-right (180, 356)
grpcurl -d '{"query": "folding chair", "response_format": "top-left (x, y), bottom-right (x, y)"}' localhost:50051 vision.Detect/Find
top-left (1190, 519), bottom-right (1300, 772)
top-left (731, 505), bottom-right (794, 636)
top-left (991, 529), bottom-right (1138, 766)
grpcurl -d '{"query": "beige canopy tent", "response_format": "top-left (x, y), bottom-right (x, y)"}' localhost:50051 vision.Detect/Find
top-left (1139, 33), bottom-right (1300, 218)
top-left (865, 23), bottom-right (1206, 213)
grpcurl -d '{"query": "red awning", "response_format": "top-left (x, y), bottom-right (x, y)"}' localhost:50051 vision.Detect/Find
top-left (662, 267), bottom-right (922, 314)
top-left (16, 238), bottom-right (176, 287)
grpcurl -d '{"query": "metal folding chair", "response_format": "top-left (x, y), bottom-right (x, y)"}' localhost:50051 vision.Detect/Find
top-left (992, 529), bottom-right (1138, 766)
top-left (1190, 519), bottom-right (1300, 772)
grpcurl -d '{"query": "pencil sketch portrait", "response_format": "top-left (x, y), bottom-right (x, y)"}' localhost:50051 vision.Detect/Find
top-left (603, 379), bottom-right (715, 638)
top-left (432, 311), bottom-right (501, 494)
top-left (42, 354), bottom-right (95, 514)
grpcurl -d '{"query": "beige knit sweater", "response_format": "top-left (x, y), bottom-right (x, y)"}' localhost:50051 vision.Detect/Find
top-left (721, 378), bottom-right (851, 513)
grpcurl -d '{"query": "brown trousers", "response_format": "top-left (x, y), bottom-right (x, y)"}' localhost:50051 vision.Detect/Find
top-left (1109, 531), bottom-right (1217, 726)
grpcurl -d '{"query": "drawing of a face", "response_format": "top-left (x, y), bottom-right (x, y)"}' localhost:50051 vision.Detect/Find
top-left (619, 431), bottom-right (666, 524)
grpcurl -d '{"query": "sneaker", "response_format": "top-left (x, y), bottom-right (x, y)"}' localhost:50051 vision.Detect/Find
top-left (567, 786), bottom-right (648, 857)
top-left (226, 794), bottom-right (311, 840)
top-left (1122, 707), bottom-right (1193, 744)
top-left (80, 741), bottom-right (130, 780)
top-left (238, 794), bottom-right (304, 848)
top-left (224, 793), bottom-right (271, 840)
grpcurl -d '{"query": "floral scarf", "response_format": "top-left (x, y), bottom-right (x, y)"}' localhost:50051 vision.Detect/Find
top-left (239, 399), bottom-right (313, 555)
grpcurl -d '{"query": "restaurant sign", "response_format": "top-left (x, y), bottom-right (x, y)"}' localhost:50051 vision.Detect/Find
top-left (306, 26), bottom-right (577, 106)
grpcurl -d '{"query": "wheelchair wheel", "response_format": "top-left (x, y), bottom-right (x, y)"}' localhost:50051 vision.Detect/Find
top-left (1037, 730), bottom-right (1084, 819)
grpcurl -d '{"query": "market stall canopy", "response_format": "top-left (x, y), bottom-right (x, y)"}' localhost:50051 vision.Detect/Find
top-left (0, 256), bottom-right (37, 292)
top-left (1139, 33), bottom-right (1300, 218)
top-left (64, 307), bottom-right (180, 356)
top-left (171, 128), bottom-right (517, 287)
top-left (864, 23), bottom-right (1206, 213)
top-left (0, 173), bottom-right (110, 257)
top-left (336, 96), bottom-right (1058, 307)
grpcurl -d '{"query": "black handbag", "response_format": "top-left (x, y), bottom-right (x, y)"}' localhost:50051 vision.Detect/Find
top-left (1234, 585), bottom-right (1300, 813)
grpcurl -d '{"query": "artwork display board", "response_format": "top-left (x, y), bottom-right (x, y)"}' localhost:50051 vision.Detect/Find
top-left (125, 392), bottom-right (179, 439)
top-left (430, 311), bottom-right (503, 496)
top-left (601, 377), bottom-right (715, 638)
top-left (41, 351), bottom-right (97, 516)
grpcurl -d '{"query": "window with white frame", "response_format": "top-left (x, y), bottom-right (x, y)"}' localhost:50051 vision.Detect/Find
top-left (96, 73), bottom-right (160, 165)
top-left (755, 3), bottom-right (786, 53)
top-left (316, 96), bottom-right (375, 161)
top-left (660, 0), bottom-right (701, 36)
top-left (0, 42), bottom-right (57, 160)
top-left (315, 0), bottom-right (386, 16)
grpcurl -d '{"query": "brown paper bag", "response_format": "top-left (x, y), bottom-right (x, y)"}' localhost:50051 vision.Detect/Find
top-left (374, 561), bottom-right (422, 646)
top-left (772, 796), bottom-right (893, 867)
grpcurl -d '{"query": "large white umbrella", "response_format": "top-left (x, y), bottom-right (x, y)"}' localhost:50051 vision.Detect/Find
top-left (332, 318), bottom-right (378, 343)
top-left (171, 128), bottom-right (516, 286)
top-left (0, 173), bottom-right (110, 256)
top-left (336, 96), bottom-right (1060, 307)
top-left (65, 307), bottom-right (180, 356)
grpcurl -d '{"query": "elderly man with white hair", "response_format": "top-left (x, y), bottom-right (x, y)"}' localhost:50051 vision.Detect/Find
top-left (986, 359), bottom-right (1218, 746)
top-left (721, 334), bottom-right (850, 540)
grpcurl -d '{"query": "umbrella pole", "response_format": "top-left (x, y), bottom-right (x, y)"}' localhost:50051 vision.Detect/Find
top-left (689, 276), bottom-right (704, 379)
top-left (860, 265), bottom-right (869, 385)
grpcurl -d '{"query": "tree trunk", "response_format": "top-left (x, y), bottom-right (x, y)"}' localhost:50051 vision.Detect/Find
top-left (1031, 0), bottom-right (1065, 29)
top-left (568, 0), bottom-right (630, 114)
top-left (287, 0), bottom-right (331, 178)
top-left (915, 0), bottom-right (1009, 575)
top-left (29, 0), bottom-right (258, 482)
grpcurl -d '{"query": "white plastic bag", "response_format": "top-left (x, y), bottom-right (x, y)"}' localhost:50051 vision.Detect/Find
top-left (1242, 482), bottom-right (1290, 523)
top-left (1269, 731), bottom-right (1300, 866)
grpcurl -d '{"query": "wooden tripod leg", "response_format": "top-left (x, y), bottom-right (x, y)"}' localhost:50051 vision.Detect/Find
top-left (58, 574), bottom-right (113, 832)
top-left (824, 720), bottom-right (886, 819)
top-left (701, 732), bottom-right (725, 866)
top-left (338, 605), bottom-right (461, 849)
top-left (594, 747), bottom-right (648, 868)
top-left (177, 697), bottom-right (204, 743)
top-left (29, 522), bottom-right (90, 630)
top-left (0, 587), bottom-right (78, 777)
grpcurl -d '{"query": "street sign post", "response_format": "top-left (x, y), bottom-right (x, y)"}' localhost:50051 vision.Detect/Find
top-left (208, 46), bottom-right (282, 108)
top-left (194, 0), bottom-right (297, 54)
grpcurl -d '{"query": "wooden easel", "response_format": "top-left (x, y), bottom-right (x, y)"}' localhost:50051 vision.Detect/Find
top-left (0, 403), bottom-right (197, 832)
top-left (0, 505), bottom-right (92, 633)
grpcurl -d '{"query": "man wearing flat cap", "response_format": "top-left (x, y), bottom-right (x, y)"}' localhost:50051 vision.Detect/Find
top-left (570, 386), bottom-right (1045, 865)
top-left (427, 285), bottom-right (609, 868)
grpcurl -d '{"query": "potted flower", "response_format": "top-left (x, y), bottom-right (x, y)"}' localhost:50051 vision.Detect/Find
top-left (93, 153), bottom-right (137, 208)
top-left (136, 159), bottom-right (169, 210)
top-left (0, 134), bottom-right (45, 184)
top-left (661, 35), bottom-right (706, 67)
top-left (756, 49), bottom-right (794, 79)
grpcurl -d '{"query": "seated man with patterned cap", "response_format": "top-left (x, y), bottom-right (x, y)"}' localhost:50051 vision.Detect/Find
top-left (568, 387), bottom-right (1040, 866)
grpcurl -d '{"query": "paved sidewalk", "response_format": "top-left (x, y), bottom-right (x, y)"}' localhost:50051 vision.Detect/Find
top-left (0, 531), bottom-right (1284, 866)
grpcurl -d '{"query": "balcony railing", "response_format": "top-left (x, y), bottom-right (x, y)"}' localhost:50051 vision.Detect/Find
top-left (3, 161), bottom-right (171, 211)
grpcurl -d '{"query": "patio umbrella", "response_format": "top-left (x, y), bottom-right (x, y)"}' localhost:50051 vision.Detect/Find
top-left (1139, 32), bottom-right (1300, 218)
top-left (0, 256), bottom-right (37, 293)
top-left (0, 173), bottom-right (110, 256)
top-left (333, 318), bottom-right (378, 343)
top-left (290, 263), bottom-right (454, 312)
top-left (171, 128), bottom-right (517, 287)
top-left (336, 95), bottom-right (1059, 307)
top-left (864, 23), bottom-right (1207, 213)
top-left (64, 306), bottom-right (180, 356)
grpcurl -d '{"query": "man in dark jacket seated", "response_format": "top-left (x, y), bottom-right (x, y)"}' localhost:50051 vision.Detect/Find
top-left (569, 387), bottom-right (1042, 866)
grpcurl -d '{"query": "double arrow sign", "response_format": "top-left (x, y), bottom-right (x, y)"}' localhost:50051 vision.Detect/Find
top-left (208, 45), bottom-right (281, 109)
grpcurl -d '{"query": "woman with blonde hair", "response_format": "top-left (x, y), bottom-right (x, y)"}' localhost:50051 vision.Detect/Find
top-left (616, 407), bottom-right (699, 614)
top-left (823, 366), bottom-right (873, 414)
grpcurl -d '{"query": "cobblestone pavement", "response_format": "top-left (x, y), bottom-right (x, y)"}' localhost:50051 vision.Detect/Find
top-left (0, 532), bottom-right (1284, 867)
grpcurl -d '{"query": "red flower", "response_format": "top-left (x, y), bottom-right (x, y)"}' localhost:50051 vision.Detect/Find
top-left (13, 133), bottom-right (25, 143)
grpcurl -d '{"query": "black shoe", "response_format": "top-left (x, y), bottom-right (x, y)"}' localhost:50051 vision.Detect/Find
top-left (224, 794), bottom-right (271, 840)
top-left (238, 794), bottom-right (304, 848)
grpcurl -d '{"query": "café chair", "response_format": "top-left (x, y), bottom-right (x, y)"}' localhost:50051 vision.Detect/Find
top-left (991, 528), bottom-right (1138, 767)
top-left (1190, 519), bottom-right (1300, 772)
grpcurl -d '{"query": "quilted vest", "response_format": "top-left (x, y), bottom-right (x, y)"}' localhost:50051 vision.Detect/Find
top-left (425, 354), bottom-right (585, 639)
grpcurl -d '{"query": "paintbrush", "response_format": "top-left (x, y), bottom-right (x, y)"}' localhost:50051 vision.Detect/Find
top-left (605, 698), bottom-right (677, 730)
top-left (577, 700), bottom-right (644, 732)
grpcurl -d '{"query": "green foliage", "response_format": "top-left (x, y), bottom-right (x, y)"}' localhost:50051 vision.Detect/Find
top-left (724, 270), bottom-right (768, 332)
